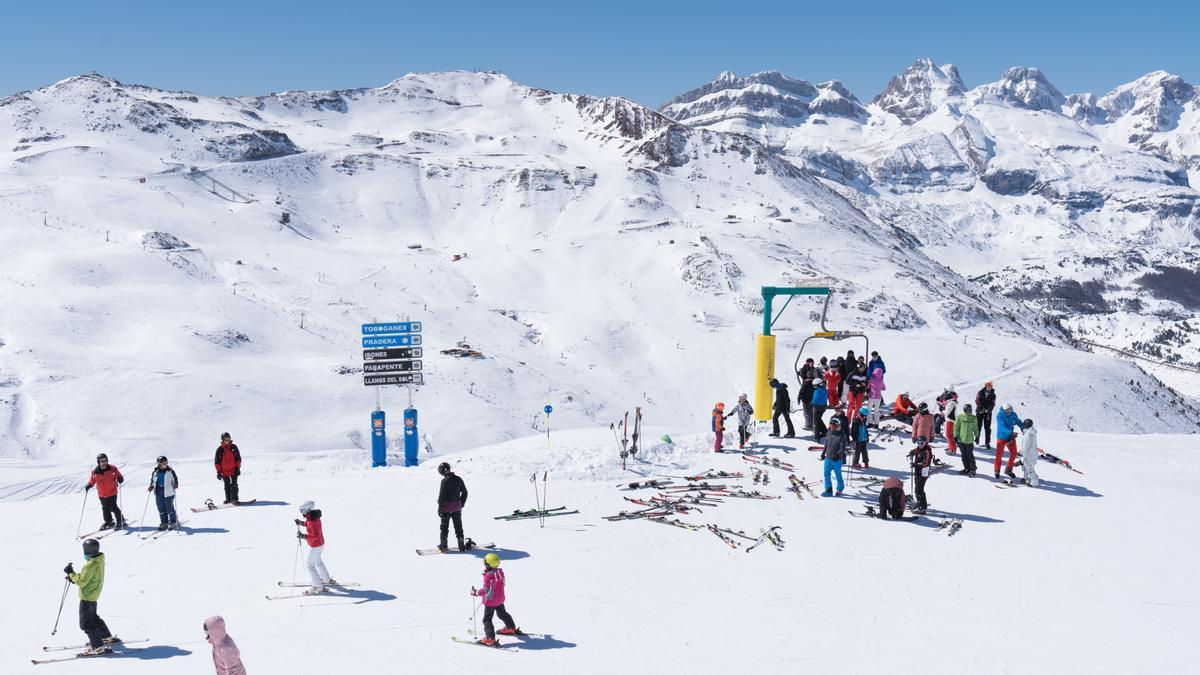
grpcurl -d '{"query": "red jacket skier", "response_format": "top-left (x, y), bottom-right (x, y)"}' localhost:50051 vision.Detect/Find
top-left (85, 454), bottom-right (125, 530)
top-left (214, 432), bottom-right (242, 504)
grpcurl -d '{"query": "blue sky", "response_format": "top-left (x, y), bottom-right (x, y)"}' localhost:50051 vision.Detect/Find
top-left (4, 1), bottom-right (1197, 105)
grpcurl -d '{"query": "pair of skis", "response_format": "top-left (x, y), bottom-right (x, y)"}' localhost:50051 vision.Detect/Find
top-left (265, 581), bottom-right (360, 601)
top-left (745, 526), bottom-right (784, 552)
top-left (34, 638), bottom-right (147, 665)
top-left (190, 498), bottom-right (257, 513)
top-left (742, 455), bottom-right (795, 471)
top-left (617, 479), bottom-right (675, 491)
top-left (706, 524), bottom-right (758, 548)
top-left (934, 518), bottom-right (964, 536)
top-left (77, 521), bottom-right (138, 540)
top-left (494, 505), bottom-right (579, 521)
top-left (849, 505), bottom-right (919, 521)
top-left (786, 474), bottom-right (820, 499)
top-left (138, 520), bottom-right (187, 539)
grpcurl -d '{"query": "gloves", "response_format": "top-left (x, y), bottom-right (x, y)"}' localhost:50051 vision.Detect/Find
top-left (296, 532), bottom-right (305, 540)
top-left (146, 486), bottom-right (153, 492)
top-left (84, 484), bottom-right (92, 491)
top-left (217, 473), bottom-right (222, 480)
top-left (294, 519), bottom-right (304, 526)
top-left (234, 468), bottom-right (240, 477)
top-left (117, 478), bottom-right (124, 485)
top-left (63, 563), bottom-right (75, 575)
top-left (470, 586), bottom-right (477, 597)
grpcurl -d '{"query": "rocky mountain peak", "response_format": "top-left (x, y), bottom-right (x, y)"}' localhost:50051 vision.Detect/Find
top-left (981, 66), bottom-right (1066, 111)
top-left (873, 58), bottom-right (966, 125)
top-left (659, 70), bottom-right (864, 127)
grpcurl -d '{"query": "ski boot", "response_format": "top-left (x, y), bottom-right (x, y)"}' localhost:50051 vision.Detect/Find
top-left (497, 627), bottom-right (523, 636)
top-left (834, 490), bottom-right (843, 497)
top-left (157, 523), bottom-right (169, 531)
top-left (436, 543), bottom-right (448, 553)
top-left (81, 645), bottom-right (113, 656)
top-left (479, 637), bottom-right (499, 647)
top-left (457, 537), bottom-right (467, 552)
top-left (303, 586), bottom-right (327, 596)
top-left (101, 636), bottom-right (122, 645)
top-left (1005, 468), bottom-right (1017, 479)
top-left (99, 522), bottom-right (114, 531)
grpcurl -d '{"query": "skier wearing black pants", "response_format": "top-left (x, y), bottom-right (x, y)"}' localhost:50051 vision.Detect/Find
top-left (437, 462), bottom-right (469, 553)
top-left (975, 382), bottom-right (996, 448)
top-left (768, 379), bottom-right (795, 438)
top-left (908, 437), bottom-right (933, 515)
top-left (877, 476), bottom-right (905, 519)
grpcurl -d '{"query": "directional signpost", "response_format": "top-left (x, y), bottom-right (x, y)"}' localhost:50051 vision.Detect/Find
top-left (362, 321), bottom-right (425, 467)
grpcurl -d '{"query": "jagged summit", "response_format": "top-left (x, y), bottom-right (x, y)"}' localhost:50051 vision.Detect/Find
top-left (659, 70), bottom-right (865, 127)
top-left (975, 66), bottom-right (1065, 111)
top-left (872, 58), bottom-right (966, 124)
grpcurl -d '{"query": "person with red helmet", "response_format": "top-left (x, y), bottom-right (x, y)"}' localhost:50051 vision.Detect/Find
top-left (711, 402), bottom-right (727, 452)
top-left (85, 453), bottom-right (125, 530)
top-left (214, 432), bottom-right (242, 505)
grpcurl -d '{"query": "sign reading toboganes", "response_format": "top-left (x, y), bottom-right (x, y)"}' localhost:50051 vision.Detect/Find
top-left (361, 322), bottom-right (425, 387)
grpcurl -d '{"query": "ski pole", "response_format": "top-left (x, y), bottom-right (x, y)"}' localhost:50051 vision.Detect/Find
top-left (291, 537), bottom-right (302, 589)
top-left (138, 486), bottom-right (152, 532)
top-left (51, 576), bottom-right (70, 636)
top-left (74, 487), bottom-right (88, 538)
top-left (470, 588), bottom-right (480, 637)
top-left (529, 473), bottom-right (540, 513)
top-left (541, 471), bottom-right (548, 529)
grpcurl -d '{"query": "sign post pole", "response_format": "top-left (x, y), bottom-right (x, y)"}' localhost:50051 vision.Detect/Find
top-left (362, 321), bottom-right (425, 468)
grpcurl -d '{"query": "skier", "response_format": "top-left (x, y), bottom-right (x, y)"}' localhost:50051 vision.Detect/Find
top-left (473, 552), bottom-right (520, 647)
top-left (1020, 419), bottom-right (1040, 487)
top-left (798, 376), bottom-right (815, 432)
top-left (954, 403), bottom-right (979, 477)
top-left (975, 381), bottom-right (997, 448)
top-left (815, 356), bottom-right (829, 379)
top-left (147, 455), bottom-right (180, 530)
top-left (64, 538), bottom-right (113, 655)
top-left (85, 453), bottom-right (125, 530)
top-left (892, 392), bottom-right (917, 424)
top-left (839, 351), bottom-right (856, 397)
top-left (214, 432), bottom-right (242, 505)
top-left (820, 417), bottom-right (848, 497)
top-left (768, 378), bottom-right (795, 438)
top-left (203, 615), bottom-right (247, 675)
top-left (711, 402), bottom-right (726, 453)
top-left (845, 364), bottom-right (868, 420)
top-left (810, 378), bottom-right (829, 441)
top-left (823, 363), bottom-right (841, 410)
top-left (868, 351), bottom-right (886, 377)
top-left (877, 476), bottom-right (905, 519)
top-left (911, 402), bottom-right (934, 444)
top-left (731, 394), bottom-right (754, 450)
top-left (866, 366), bottom-right (886, 427)
top-left (437, 462), bottom-right (470, 552)
top-left (994, 404), bottom-right (1025, 479)
top-left (907, 436), bottom-right (933, 514)
top-left (295, 500), bottom-right (333, 594)
top-left (850, 405), bottom-right (871, 469)
top-left (798, 357), bottom-right (816, 384)
top-left (939, 386), bottom-right (959, 453)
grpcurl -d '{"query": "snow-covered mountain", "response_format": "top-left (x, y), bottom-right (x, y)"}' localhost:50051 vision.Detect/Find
top-left (1, 71), bottom-right (1197, 462)
top-left (660, 61), bottom-right (1200, 381)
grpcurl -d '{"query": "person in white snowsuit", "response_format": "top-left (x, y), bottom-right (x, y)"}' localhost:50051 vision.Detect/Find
top-left (731, 394), bottom-right (754, 450)
top-left (1019, 418), bottom-right (1039, 487)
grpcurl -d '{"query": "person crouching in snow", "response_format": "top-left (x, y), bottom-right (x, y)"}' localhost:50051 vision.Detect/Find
top-left (474, 552), bottom-right (521, 646)
top-left (711, 402), bottom-right (727, 452)
top-left (295, 500), bottom-right (334, 594)
top-left (731, 394), bottom-right (754, 450)
top-left (1020, 418), bottom-right (1039, 487)
top-left (820, 417), bottom-right (849, 496)
top-left (204, 615), bottom-right (247, 674)
top-left (877, 476), bottom-right (906, 519)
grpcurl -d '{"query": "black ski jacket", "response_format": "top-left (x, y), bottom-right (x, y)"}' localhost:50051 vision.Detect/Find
top-left (772, 383), bottom-right (792, 412)
top-left (437, 473), bottom-right (468, 512)
top-left (975, 387), bottom-right (996, 414)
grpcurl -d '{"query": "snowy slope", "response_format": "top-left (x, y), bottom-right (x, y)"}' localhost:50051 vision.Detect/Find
top-left (660, 62), bottom-right (1200, 388)
top-left (5, 71), bottom-right (1193, 463)
top-left (3, 427), bottom-right (1199, 674)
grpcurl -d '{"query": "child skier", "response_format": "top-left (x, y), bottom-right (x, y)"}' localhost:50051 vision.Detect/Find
top-left (908, 436), bottom-right (933, 515)
top-left (938, 385), bottom-right (959, 452)
top-left (295, 500), bottom-right (333, 594)
top-left (1020, 418), bottom-right (1040, 487)
top-left (820, 417), bottom-right (848, 496)
top-left (204, 615), bottom-right (247, 674)
top-left (85, 453), bottom-right (125, 530)
top-left (711, 402), bottom-right (726, 452)
top-left (147, 455), bottom-right (180, 530)
top-left (994, 404), bottom-right (1025, 479)
top-left (214, 432), bottom-right (243, 505)
top-left (64, 538), bottom-right (114, 655)
top-left (911, 402), bottom-right (934, 444)
top-left (731, 394), bottom-right (754, 450)
top-left (474, 552), bottom-right (521, 646)
top-left (850, 405), bottom-right (871, 469)
top-left (810, 379), bottom-right (829, 441)
top-left (866, 366), bottom-right (886, 427)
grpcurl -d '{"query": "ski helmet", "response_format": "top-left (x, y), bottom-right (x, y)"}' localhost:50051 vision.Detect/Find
top-left (859, 407), bottom-right (870, 417)
top-left (918, 402), bottom-right (929, 412)
top-left (916, 436), bottom-right (928, 445)
top-left (901, 392), bottom-right (909, 398)
top-left (738, 393), bottom-right (748, 401)
top-left (715, 402), bottom-right (725, 411)
top-left (829, 418), bottom-right (841, 427)
top-left (945, 384), bottom-right (953, 392)
top-left (437, 462), bottom-right (451, 476)
top-left (1023, 418), bottom-right (1033, 428)
top-left (156, 455), bottom-right (168, 464)
top-left (96, 453), bottom-right (108, 462)
top-left (963, 403), bottom-right (973, 413)
top-left (299, 500), bottom-right (315, 514)
top-left (82, 538), bottom-right (100, 558)
top-left (1003, 404), bottom-right (1013, 412)
top-left (812, 379), bottom-right (823, 387)
top-left (220, 432), bottom-right (232, 441)
top-left (484, 552), bottom-right (501, 568)
top-left (769, 378), bottom-right (779, 387)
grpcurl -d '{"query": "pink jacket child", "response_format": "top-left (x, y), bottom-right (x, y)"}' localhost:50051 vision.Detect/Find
top-left (204, 615), bottom-right (247, 675)
top-left (478, 565), bottom-right (506, 607)
top-left (867, 369), bottom-right (886, 401)
top-left (473, 553), bottom-right (519, 645)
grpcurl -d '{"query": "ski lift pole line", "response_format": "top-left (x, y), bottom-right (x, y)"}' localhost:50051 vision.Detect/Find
top-left (754, 285), bottom-right (831, 423)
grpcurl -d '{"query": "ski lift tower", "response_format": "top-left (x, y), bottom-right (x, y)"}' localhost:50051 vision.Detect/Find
top-left (753, 282), bottom-right (868, 422)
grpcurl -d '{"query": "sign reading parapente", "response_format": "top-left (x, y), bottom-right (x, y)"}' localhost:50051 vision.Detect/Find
top-left (363, 347), bottom-right (423, 361)
top-left (364, 373), bottom-right (425, 387)
top-left (363, 335), bottom-right (422, 348)
top-left (363, 360), bottom-right (423, 373)
top-left (362, 321), bottom-right (422, 335)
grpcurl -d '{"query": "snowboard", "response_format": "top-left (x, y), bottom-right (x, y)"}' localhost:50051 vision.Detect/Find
top-left (416, 542), bottom-right (495, 556)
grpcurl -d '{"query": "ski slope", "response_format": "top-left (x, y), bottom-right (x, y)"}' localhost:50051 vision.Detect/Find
top-left (4, 426), bottom-right (1199, 673)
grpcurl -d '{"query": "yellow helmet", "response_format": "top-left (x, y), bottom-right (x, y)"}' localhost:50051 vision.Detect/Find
top-left (484, 552), bottom-right (501, 568)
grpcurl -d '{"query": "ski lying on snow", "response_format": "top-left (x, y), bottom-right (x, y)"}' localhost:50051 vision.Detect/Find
top-left (415, 542), bottom-right (496, 556)
top-left (277, 581), bottom-right (359, 588)
top-left (43, 638), bottom-right (147, 652)
top-left (494, 508), bottom-right (579, 521)
top-left (617, 479), bottom-right (675, 490)
top-left (450, 636), bottom-right (518, 652)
